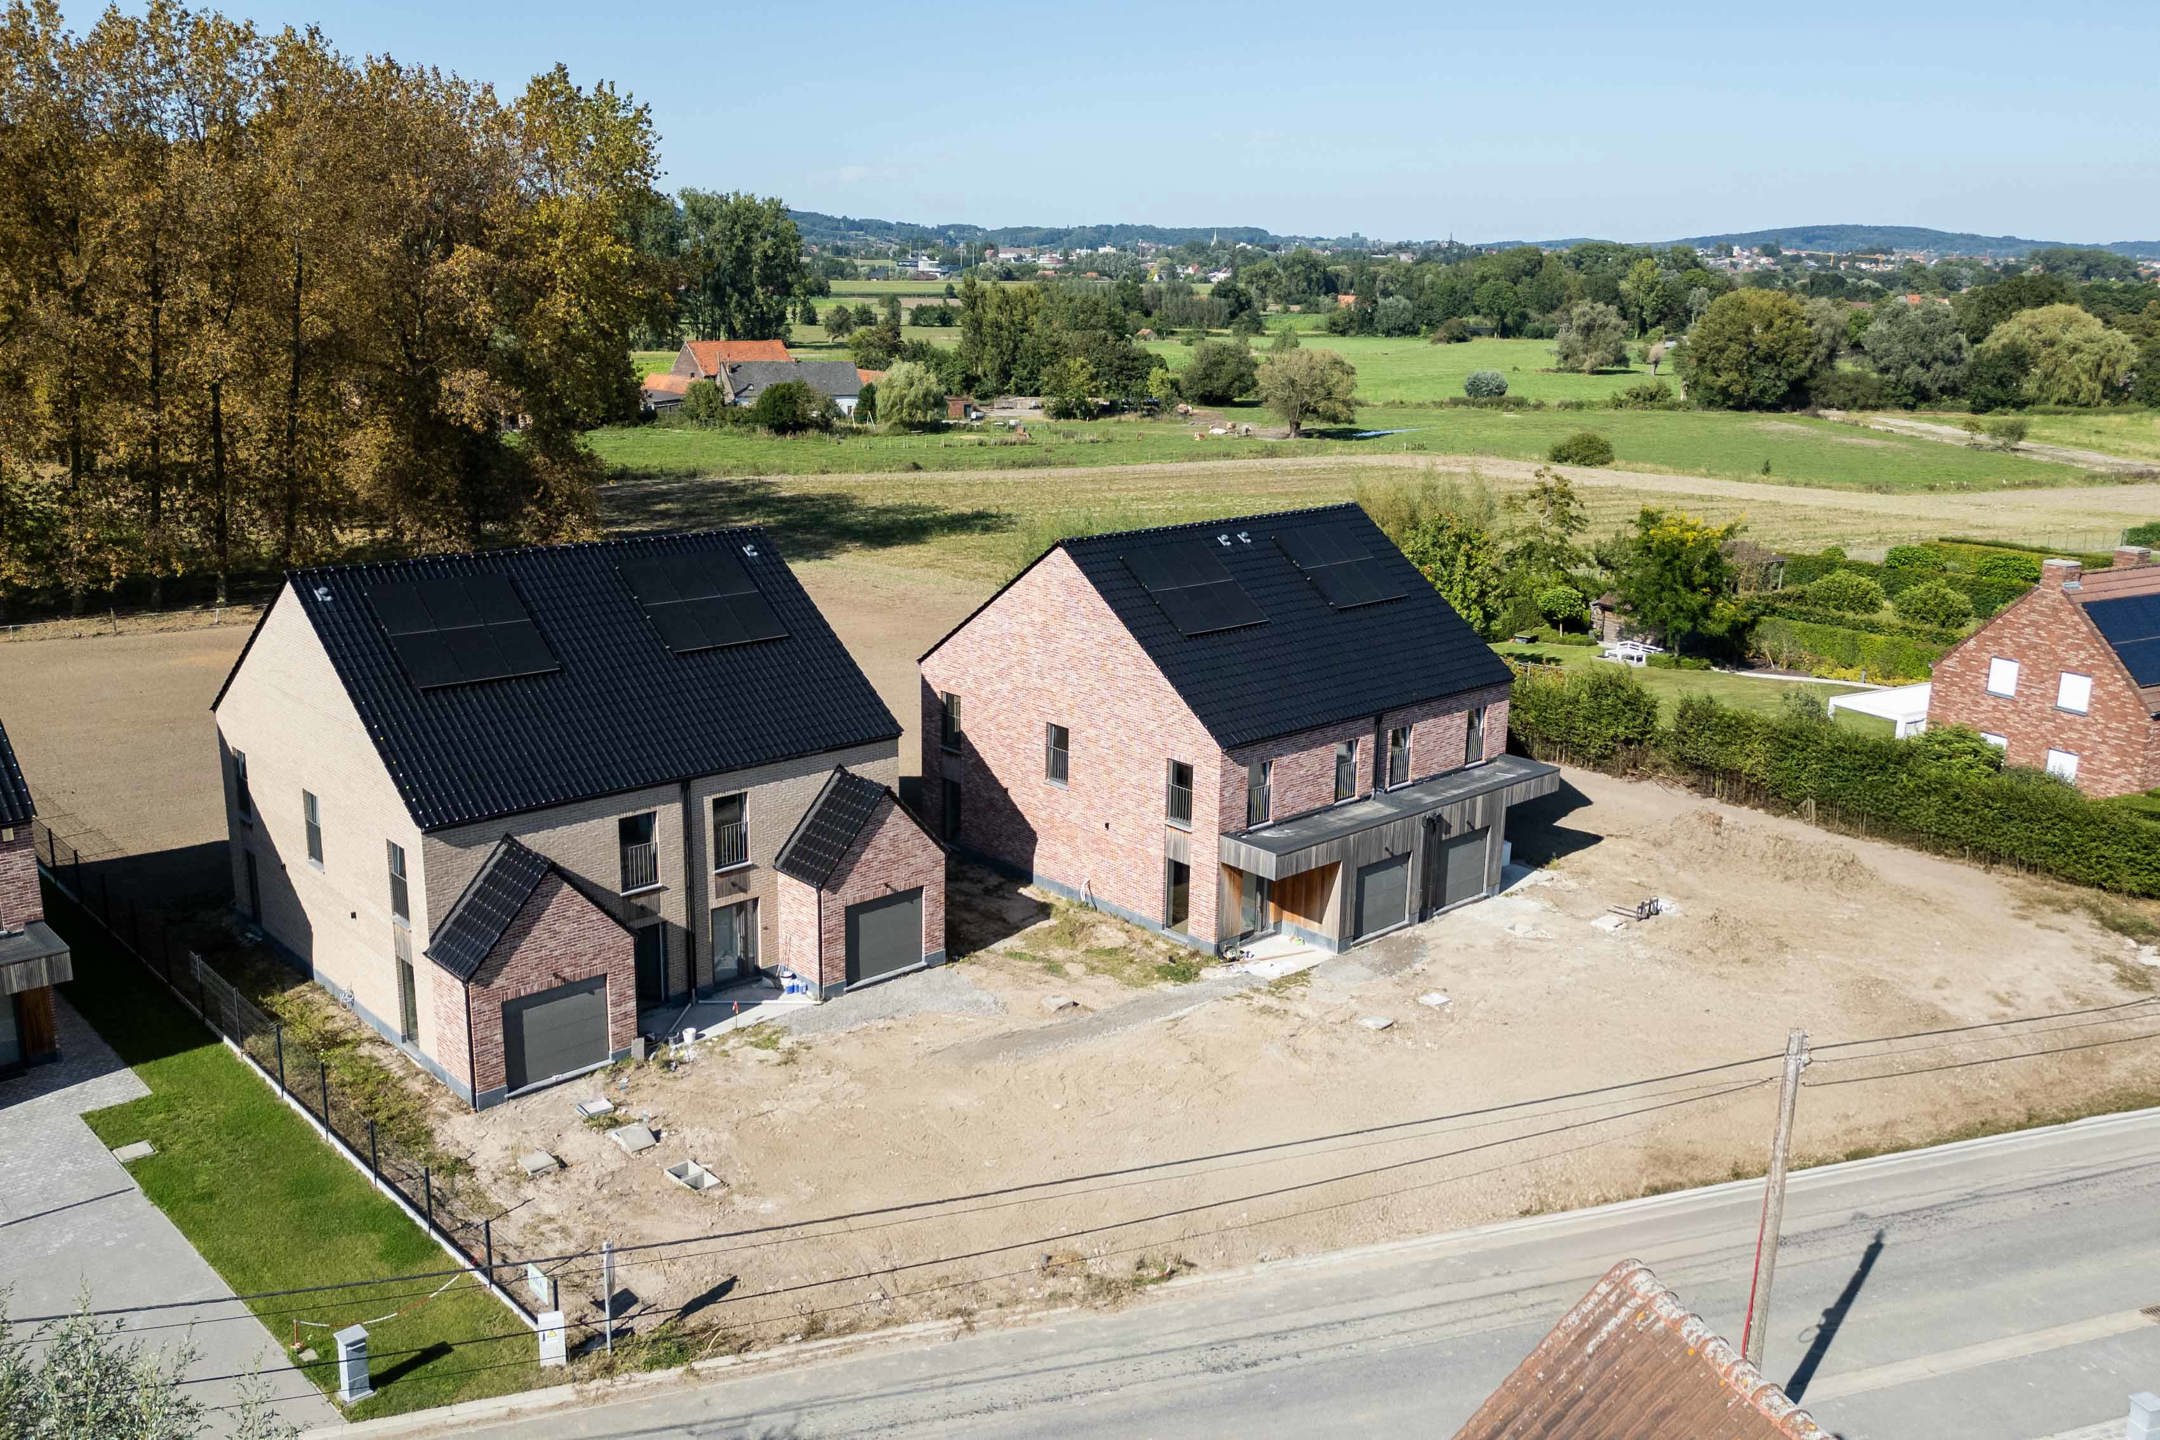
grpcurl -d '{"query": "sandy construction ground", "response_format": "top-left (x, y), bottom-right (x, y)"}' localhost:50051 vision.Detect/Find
top-left (433, 769), bottom-right (2157, 1352)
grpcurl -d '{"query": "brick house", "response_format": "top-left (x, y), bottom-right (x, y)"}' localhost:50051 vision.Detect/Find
top-left (213, 529), bottom-right (945, 1108)
top-left (0, 718), bottom-right (70, 1076)
top-left (1926, 546), bottom-right (2160, 797)
top-left (919, 505), bottom-right (1559, 955)
top-left (669, 339), bottom-right (793, 380)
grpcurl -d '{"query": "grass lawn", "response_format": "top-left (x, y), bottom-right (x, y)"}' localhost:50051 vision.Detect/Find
top-left (1931, 409), bottom-right (2160, 465)
top-left (56, 904), bottom-right (541, 1420)
top-left (1498, 641), bottom-right (1866, 720)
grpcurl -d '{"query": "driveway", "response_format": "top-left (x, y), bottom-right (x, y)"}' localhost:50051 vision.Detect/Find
top-left (0, 997), bottom-right (339, 1434)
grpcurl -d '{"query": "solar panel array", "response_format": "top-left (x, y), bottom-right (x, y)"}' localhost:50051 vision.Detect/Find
top-left (367, 575), bottom-right (560, 690)
top-left (1274, 525), bottom-right (1408, 610)
top-left (619, 549), bottom-right (789, 655)
top-left (2086, 593), bottom-right (2160, 686)
top-left (1122, 545), bottom-right (1268, 637)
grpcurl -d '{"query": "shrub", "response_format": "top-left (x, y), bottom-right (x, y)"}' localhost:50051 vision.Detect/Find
top-left (1981, 415), bottom-right (2030, 450)
top-left (1180, 339), bottom-right (1259, 404)
top-left (1973, 551), bottom-right (2043, 584)
top-left (678, 380), bottom-right (735, 428)
top-left (1751, 616), bottom-right (1944, 682)
top-left (1505, 664), bottom-right (1659, 764)
top-left (2125, 521), bottom-right (2160, 548)
top-left (1803, 569), bottom-right (1887, 615)
top-left (1806, 367), bottom-right (1886, 410)
top-left (1463, 369), bottom-right (1508, 398)
top-left (750, 380), bottom-right (833, 434)
top-left (1645, 652), bottom-right (1714, 670)
top-left (1892, 580), bottom-right (1975, 629)
top-left (1546, 431), bottom-right (1615, 467)
top-left (1882, 544), bottom-right (1947, 578)
top-left (1432, 318), bottom-right (1473, 343)
top-left (1611, 379), bottom-right (1681, 410)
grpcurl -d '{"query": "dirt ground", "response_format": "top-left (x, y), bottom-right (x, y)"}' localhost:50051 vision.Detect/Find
top-left (430, 768), bottom-right (2157, 1355)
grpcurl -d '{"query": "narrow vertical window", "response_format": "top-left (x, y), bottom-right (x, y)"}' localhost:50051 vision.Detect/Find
top-left (1386, 727), bottom-right (1411, 788)
top-left (387, 840), bottom-right (409, 924)
top-left (303, 791), bottom-right (323, 866)
top-left (712, 793), bottom-right (748, 870)
top-left (619, 812), bottom-right (659, 892)
top-left (1465, 706), bottom-right (1487, 765)
top-left (1045, 723), bottom-right (1069, 785)
top-left (1165, 760), bottom-right (1194, 827)
top-left (1246, 759), bottom-right (1272, 827)
top-left (940, 692), bottom-right (963, 751)
top-left (233, 751), bottom-right (252, 822)
top-left (394, 928), bottom-right (417, 1043)
top-left (1333, 739), bottom-right (1359, 801)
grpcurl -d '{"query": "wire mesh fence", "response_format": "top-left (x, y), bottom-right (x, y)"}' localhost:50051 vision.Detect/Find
top-left (32, 819), bottom-right (535, 1327)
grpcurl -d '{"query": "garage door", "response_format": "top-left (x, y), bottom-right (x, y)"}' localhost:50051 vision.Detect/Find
top-left (1354, 854), bottom-right (1411, 941)
top-left (1440, 827), bottom-right (1491, 911)
top-left (502, 977), bottom-right (609, 1095)
top-left (845, 888), bottom-right (924, 987)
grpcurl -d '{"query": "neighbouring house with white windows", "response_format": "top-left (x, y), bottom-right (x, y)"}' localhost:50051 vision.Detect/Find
top-left (213, 530), bottom-right (944, 1108)
top-left (1924, 546), bottom-right (2160, 796)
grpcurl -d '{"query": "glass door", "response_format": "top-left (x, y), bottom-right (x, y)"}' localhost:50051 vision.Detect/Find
top-left (633, 924), bottom-right (667, 1004)
top-left (713, 899), bottom-right (760, 982)
top-left (1238, 873), bottom-right (1275, 940)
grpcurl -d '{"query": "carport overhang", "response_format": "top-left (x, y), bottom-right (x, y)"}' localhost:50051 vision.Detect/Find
top-left (0, 922), bottom-right (71, 995)
top-left (1220, 755), bottom-right (1561, 881)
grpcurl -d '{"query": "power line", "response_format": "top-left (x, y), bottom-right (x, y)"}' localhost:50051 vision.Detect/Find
top-left (1805, 1022), bottom-right (2160, 1088)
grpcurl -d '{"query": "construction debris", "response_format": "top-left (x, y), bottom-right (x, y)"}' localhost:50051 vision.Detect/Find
top-left (518, 1150), bottom-right (561, 1177)
top-left (1359, 1016), bottom-right (1395, 1032)
top-left (608, 1123), bottom-right (658, 1155)
top-left (1417, 992), bottom-right (1452, 1009)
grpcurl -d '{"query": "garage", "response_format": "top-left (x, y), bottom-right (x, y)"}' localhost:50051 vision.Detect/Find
top-left (502, 976), bottom-right (609, 1094)
top-left (1353, 854), bottom-right (1411, 940)
top-left (1439, 826), bottom-right (1491, 911)
top-left (845, 888), bottom-right (924, 987)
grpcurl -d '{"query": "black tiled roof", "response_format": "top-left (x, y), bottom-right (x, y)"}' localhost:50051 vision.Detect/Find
top-left (247, 530), bottom-right (899, 832)
top-left (1055, 505), bottom-right (1513, 749)
top-left (774, 769), bottom-right (889, 889)
top-left (0, 718), bottom-right (34, 827)
top-left (425, 837), bottom-right (556, 980)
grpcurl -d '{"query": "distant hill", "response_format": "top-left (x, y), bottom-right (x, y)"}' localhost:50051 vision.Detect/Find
top-left (1665, 224), bottom-right (2160, 260)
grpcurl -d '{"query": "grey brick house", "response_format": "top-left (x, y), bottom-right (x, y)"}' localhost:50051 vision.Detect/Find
top-left (920, 505), bottom-right (1558, 956)
top-left (213, 530), bottom-right (944, 1108)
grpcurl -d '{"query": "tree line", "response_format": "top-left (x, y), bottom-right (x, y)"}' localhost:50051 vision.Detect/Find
top-left (0, 1), bottom-right (663, 615)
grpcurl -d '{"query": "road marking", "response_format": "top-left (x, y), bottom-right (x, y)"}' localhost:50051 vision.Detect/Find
top-left (1805, 1310), bottom-right (2155, 1401)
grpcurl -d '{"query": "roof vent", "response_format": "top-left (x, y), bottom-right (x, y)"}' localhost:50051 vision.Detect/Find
top-left (1216, 534), bottom-right (1233, 547)
top-left (742, 543), bottom-right (759, 558)
top-left (313, 586), bottom-right (333, 602)
top-left (1236, 531), bottom-right (1252, 544)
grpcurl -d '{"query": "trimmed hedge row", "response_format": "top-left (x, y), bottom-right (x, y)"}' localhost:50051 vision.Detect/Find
top-left (1756, 599), bottom-right (1963, 644)
top-left (1507, 667), bottom-right (2160, 896)
top-left (1750, 617), bottom-right (1946, 683)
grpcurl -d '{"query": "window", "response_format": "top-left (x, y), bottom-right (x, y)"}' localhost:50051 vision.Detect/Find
top-left (387, 841), bottom-right (409, 925)
top-left (303, 791), bottom-right (323, 866)
top-left (1045, 723), bottom-right (1070, 786)
top-left (940, 778), bottom-right (962, 841)
top-left (1981, 732), bottom-right (2008, 750)
top-left (1333, 740), bottom-right (1359, 802)
top-left (1164, 858), bottom-right (1191, 932)
top-left (2056, 672), bottom-right (2092, 714)
top-left (939, 692), bottom-right (963, 752)
top-left (1246, 760), bottom-right (1272, 827)
top-left (233, 751), bottom-right (252, 823)
top-left (394, 929), bottom-right (417, 1043)
top-left (713, 898), bottom-right (759, 977)
top-left (1986, 657), bottom-right (2020, 697)
top-left (712, 793), bottom-right (748, 871)
top-left (2045, 748), bottom-right (2079, 781)
top-left (1466, 706), bottom-right (1488, 765)
top-left (1165, 760), bottom-right (1194, 828)
top-left (1386, 727), bottom-right (1411, 788)
top-left (618, 812), bottom-right (659, 893)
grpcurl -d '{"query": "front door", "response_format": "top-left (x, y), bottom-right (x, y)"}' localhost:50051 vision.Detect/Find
top-left (633, 924), bottom-right (667, 1004)
top-left (1238, 873), bottom-right (1274, 940)
top-left (713, 899), bottom-right (759, 982)
top-left (1164, 860), bottom-right (1191, 932)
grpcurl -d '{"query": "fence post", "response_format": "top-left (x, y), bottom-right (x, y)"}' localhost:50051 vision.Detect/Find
top-left (423, 1167), bottom-right (433, 1230)
top-left (368, 1120), bottom-right (379, 1183)
top-left (274, 1025), bottom-right (285, 1093)
top-left (318, 1061), bottom-right (330, 1127)
top-left (483, 1219), bottom-right (494, 1286)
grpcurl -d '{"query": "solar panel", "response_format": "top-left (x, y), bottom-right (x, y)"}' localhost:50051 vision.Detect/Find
top-left (367, 575), bottom-right (560, 690)
top-left (619, 551), bottom-right (789, 654)
top-left (1275, 526), bottom-right (1407, 611)
top-left (2087, 593), bottom-right (2160, 686)
top-left (1121, 545), bottom-right (1266, 637)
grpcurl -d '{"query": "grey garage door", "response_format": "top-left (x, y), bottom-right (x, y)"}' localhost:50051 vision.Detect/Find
top-left (1354, 854), bottom-right (1411, 941)
top-left (502, 977), bottom-right (609, 1094)
top-left (845, 888), bottom-right (924, 987)
top-left (1440, 826), bottom-right (1491, 911)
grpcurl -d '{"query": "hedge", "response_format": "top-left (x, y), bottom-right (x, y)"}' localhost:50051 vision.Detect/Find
top-left (1506, 667), bottom-right (2160, 896)
top-left (1750, 617), bottom-right (1948, 682)
top-left (1755, 599), bottom-right (1962, 644)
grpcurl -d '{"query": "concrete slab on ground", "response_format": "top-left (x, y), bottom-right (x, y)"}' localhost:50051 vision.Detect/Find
top-left (773, 965), bottom-right (1003, 1039)
top-left (0, 998), bottom-right (338, 1433)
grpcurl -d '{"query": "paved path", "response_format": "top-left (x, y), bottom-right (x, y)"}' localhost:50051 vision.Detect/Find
top-left (0, 998), bottom-right (338, 1434)
top-left (348, 1107), bottom-right (2160, 1440)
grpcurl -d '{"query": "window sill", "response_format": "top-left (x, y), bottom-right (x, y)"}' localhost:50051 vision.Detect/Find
top-left (1984, 690), bottom-right (2016, 700)
top-left (712, 861), bottom-right (754, 877)
top-left (940, 743), bottom-right (963, 756)
top-left (1046, 778), bottom-right (1068, 790)
top-left (1165, 818), bottom-right (1192, 832)
top-left (621, 882), bottom-right (666, 898)
top-left (307, 859), bottom-right (324, 873)
top-left (2054, 706), bottom-right (2090, 717)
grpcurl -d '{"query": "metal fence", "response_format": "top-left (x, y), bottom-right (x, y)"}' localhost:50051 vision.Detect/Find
top-left (33, 820), bottom-right (536, 1328)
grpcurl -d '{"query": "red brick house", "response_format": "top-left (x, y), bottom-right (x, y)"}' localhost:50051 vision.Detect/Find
top-left (670, 339), bottom-right (793, 379)
top-left (1926, 546), bottom-right (2160, 797)
top-left (213, 530), bottom-right (945, 1108)
top-left (919, 505), bottom-right (1558, 955)
top-left (0, 718), bottom-right (70, 1076)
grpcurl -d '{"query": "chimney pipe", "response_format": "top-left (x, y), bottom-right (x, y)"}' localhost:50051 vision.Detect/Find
top-left (2041, 558), bottom-right (2083, 592)
top-left (2114, 545), bottom-right (2153, 571)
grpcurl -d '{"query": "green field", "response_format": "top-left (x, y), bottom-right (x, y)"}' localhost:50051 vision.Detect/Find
top-left (1931, 409), bottom-right (2160, 464)
top-left (1150, 335), bottom-right (1663, 405)
top-left (1501, 642), bottom-right (1865, 720)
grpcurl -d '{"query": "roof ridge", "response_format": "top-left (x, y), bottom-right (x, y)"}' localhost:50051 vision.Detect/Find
top-left (1055, 503), bottom-right (1363, 550)
top-left (286, 527), bottom-right (780, 582)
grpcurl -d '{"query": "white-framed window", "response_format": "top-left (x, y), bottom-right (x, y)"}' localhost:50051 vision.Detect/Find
top-left (2055, 672), bottom-right (2092, 714)
top-left (1985, 657), bottom-right (2019, 698)
top-left (303, 791), bottom-right (323, 867)
top-left (2045, 748), bottom-right (2079, 781)
top-left (1981, 732), bottom-right (2008, 750)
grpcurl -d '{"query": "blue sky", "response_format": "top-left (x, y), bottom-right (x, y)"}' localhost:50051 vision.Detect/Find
top-left (63, 0), bottom-right (2160, 242)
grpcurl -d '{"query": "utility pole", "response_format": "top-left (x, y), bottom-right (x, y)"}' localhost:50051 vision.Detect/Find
top-left (1741, 1028), bottom-right (1810, 1369)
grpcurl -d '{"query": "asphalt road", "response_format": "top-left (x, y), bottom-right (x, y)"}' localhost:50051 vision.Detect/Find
top-left (379, 1109), bottom-right (2160, 1439)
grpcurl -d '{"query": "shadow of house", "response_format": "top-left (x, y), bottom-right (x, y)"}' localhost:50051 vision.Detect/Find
top-left (1499, 777), bottom-right (1601, 867)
